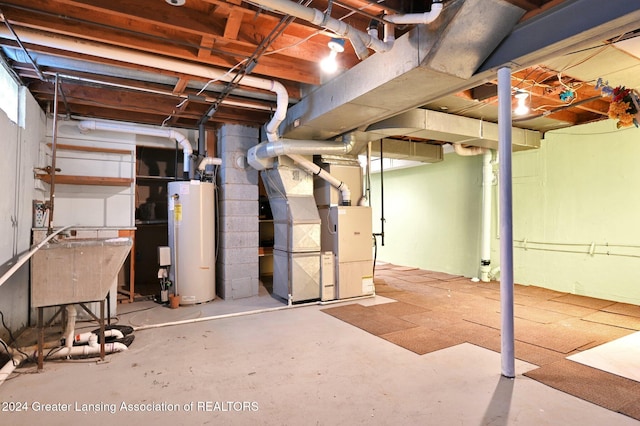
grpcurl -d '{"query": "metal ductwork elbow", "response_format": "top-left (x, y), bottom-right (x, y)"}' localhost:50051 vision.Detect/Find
top-left (247, 134), bottom-right (355, 171)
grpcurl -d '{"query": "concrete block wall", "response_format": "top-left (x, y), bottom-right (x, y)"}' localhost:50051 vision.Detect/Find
top-left (216, 124), bottom-right (260, 299)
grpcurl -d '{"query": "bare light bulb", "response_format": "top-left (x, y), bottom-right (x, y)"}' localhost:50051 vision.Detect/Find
top-left (514, 91), bottom-right (529, 116)
top-left (320, 38), bottom-right (345, 74)
top-left (320, 50), bottom-right (338, 73)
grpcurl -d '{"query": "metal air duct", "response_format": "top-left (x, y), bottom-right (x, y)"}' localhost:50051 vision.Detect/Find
top-left (365, 108), bottom-right (540, 152)
top-left (281, 0), bottom-right (525, 143)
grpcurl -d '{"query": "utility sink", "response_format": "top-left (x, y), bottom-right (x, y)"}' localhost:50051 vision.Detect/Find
top-left (31, 237), bottom-right (132, 308)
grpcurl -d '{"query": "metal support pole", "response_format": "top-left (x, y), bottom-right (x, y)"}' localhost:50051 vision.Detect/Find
top-left (47, 74), bottom-right (60, 234)
top-left (497, 66), bottom-right (515, 378)
top-left (37, 308), bottom-right (44, 370)
top-left (99, 300), bottom-right (105, 361)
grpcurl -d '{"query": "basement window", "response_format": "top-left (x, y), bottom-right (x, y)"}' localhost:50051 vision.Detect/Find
top-left (0, 61), bottom-right (19, 125)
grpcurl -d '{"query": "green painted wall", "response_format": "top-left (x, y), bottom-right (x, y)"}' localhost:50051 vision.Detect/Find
top-left (370, 152), bottom-right (484, 278)
top-left (509, 120), bottom-right (640, 304)
top-left (370, 119), bottom-right (640, 304)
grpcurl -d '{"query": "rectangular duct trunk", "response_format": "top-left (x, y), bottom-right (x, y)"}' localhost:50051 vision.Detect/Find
top-left (369, 139), bottom-right (444, 163)
top-left (365, 109), bottom-right (540, 151)
top-left (282, 0), bottom-right (525, 143)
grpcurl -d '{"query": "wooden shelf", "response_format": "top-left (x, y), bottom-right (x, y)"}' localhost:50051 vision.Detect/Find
top-left (48, 143), bottom-right (133, 155)
top-left (36, 174), bottom-right (134, 186)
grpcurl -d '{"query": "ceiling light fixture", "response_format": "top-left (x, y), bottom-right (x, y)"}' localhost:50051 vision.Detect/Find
top-left (165, 0), bottom-right (186, 6)
top-left (514, 90), bottom-right (530, 116)
top-left (320, 38), bottom-right (345, 74)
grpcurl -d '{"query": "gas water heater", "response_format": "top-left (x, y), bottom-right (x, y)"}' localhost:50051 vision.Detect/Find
top-left (168, 181), bottom-right (216, 305)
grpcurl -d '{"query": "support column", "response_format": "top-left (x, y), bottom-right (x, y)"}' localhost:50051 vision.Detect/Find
top-left (216, 124), bottom-right (260, 299)
top-left (498, 66), bottom-right (515, 378)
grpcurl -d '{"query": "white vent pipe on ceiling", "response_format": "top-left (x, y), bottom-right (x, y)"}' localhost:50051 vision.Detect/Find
top-left (78, 119), bottom-right (193, 177)
top-left (287, 154), bottom-right (351, 205)
top-left (0, 27), bottom-right (288, 141)
top-left (385, 1), bottom-right (444, 25)
top-left (251, 0), bottom-right (443, 59)
top-left (247, 133), bottom-right (355, 170)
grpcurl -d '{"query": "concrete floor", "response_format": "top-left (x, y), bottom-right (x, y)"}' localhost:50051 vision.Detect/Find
top-left (1, 288), bottom-right (638, 425)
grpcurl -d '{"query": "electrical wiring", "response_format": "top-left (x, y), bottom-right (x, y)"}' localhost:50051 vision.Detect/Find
top-left (162, 0), bottom-right (388, 126)
top-left (326, 208), bottom-right (336, 235)
top-left (0, 310), bottom-right (32, 363)
top-left (549, 126), bottom-right (638, 136)
top-left (560, 32), bottom-right (627, 73)
top-left (263, 30), bottom-right (323, 56)
top-left (0, 338), bottom-right (9, 354)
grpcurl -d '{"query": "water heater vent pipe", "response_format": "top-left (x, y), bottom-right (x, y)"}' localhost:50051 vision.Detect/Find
top-left (78, 120), bottom-right (193, 178)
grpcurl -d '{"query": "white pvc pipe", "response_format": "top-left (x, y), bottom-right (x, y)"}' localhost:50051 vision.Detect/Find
top-left (43, 342), bottom-right (128, 359)
top-left (78, 120), bottom-right (193, 176)
top-left (197, 156), bottom-right (223, 171)
top-left (480, 149), bottom-right (493, 282)
top-left (287, 154), bottom-right (351, 205)
top-left (63, 305), bottom-right (77, 349)
top-left (133, 293), bottom-right (375, 332)
top-left (0, 355), bottom-right (25, 387)
top-left (252, 0), bottom-right (443, 58)
top-left (0, 225), bottom-right (72, 289)
top-left (452, 143), bottom-right (493, 281)
top-left (74, 329), bottom-right (124, 344)
top-left (264, 81), bottom-right (289, 142)
top-left (385, 2), bottom-right (444, 25)
top-left (252, 0), bottom-right (392, 57)
top-left (453, 143), bottom-right (487, 156)
top-left (0, 27), bottom-right (288, 143)
top-left (0, 341), bottom-right (127, 388)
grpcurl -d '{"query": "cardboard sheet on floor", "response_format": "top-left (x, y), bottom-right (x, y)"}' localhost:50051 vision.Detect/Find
top-left (524, 359), bottom-right (640, 420)
top-left (567, 331), bottom-right (640, 383)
